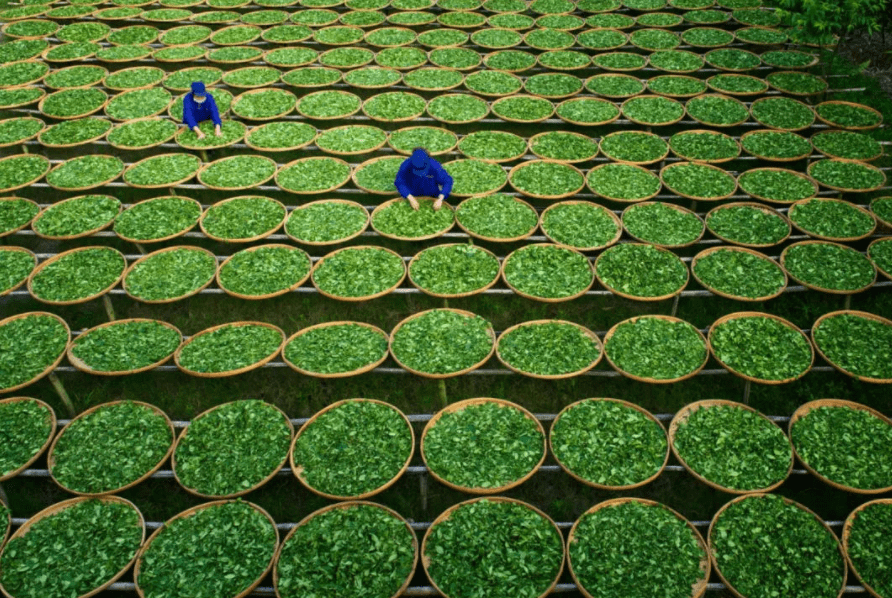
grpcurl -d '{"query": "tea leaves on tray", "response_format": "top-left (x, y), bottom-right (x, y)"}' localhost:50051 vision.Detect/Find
top-left (784, 242), bottom-right (875, 291)
top-left (410, 244), bottom-right (499, 295)
top-left (391, 309), bottom-right (494, 374)
top-left (597, 244), bottom-right (687, 298)
top-left (456, 193), bottom-right (537, 240)
top-left (313, 246), bottom-right (404, 298)
top-left (789, 199), bottom-right (874, 239)
top-left (219, 245), bottom-right (310, 296)
top-left (202, 197), bottom-right (285, 240)
top-left (125, 247), bottom-right (216, 301)
top-left (847, 502), bottom-right (892, 598)
top-left (499, 321), bottom-right (599, 376)
top-left (115, 197), bottom-right (200, 241)
top-left (31, 247), bottom-right (124, 302)
top-left (541, 202), bottom-right (618, 249)
top-left (177, 325), bottom-right (284, 375)
top-left (33, 195), bottom-right (119, 238)
top-left (503, 244), bottom-right (593, 299)
top-left (623, 202), bottom-right (702, 246)
top-left (0, 313), bottom-right (67, 391)
top-left (70, 320), bottom-right (181, 372)
top-left (605, 316), bottom-right (706, 380)
top-left (0, 398), bottom-right (53, 477)
top-left (694, 248), bottom-right (785, 299)
top-left (710, 316), bottom-right (812, 381)
top-left (813, 313), bottom-right (892, 380)
top-left (285, 201), bottom-right (367, 243)
top-left (284, 323), bottom-right (388, 374)
top-left (0, 249), bottom-right (34, 294)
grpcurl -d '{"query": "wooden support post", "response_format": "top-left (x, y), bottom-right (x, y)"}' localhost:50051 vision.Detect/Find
top-left (48, 372), bottom-right (75, 417)
top-left (438, 379), bottom-right (448, 410)
top-left (670, 293), bottom-right (680, 318)
top-left (20, 144), bottom-right (28, 154)
top-left (135, 243), bottom-right (148, 256)
top-left (742, 379), bottom-right (751, 405)
top-left (420, 469), bottom-right (428, 513)
top-left (844, 294), bottom-right (852, 311)
top-left (103, 294), bottom-right (116, 322)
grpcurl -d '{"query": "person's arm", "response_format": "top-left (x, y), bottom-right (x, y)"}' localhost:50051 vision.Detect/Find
top-left (432, 161), bottom-right (453, 208)
top-left (206, 94), bottom-right (223, 133)
top-left (182, 96), bottom-right (199, 131)
top-left (394, 159), bottom-right (418, 209)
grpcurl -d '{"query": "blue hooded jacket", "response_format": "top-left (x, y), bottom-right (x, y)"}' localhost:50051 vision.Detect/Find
top-left (394, 149), bottom-right (453, 199)
top-left (182, 81), bottom-right (222, 129)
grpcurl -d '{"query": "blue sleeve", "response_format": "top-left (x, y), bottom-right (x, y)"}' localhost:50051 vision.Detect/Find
top-left (206, 94), bottom-right (222, 126)
top-left (394, 158), bottom-right (413, 198)
top-left (433, 160), bottom-right (453, 198)
top-left (182, 96), bottom-right (198, 129)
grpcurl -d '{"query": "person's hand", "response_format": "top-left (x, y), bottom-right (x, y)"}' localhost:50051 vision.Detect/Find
top-left (214, 125), bottom-right (223, 138)
top-left (433, 194), bottom-right (444, 211)
top-left (407, 195), bottom-right (419, 211)
top-left (194, 128), bottom-right (205, 140)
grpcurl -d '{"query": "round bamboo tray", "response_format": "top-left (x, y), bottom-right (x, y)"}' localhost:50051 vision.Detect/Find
top-left (685, 93), bottom-right (750, 127)
top-left (586, 162), bottom-right (663, 202)
top-left (569, 497), bottom-right (711, 598)
top-left (0, 312), bottom-right (70, 394)
top-left (458, 134), bottom-right (525, 163)
top-left (603, 315), bottom-right (707, 383)
top-left (594, 52), bottom-right (649, 72)
top-left (599, 130), bottom-right (669, 165)
top-left (555, 97), bottom-right (620, 126)
top-left (47, 400), bottom-right (175, 495)
top-left (39, 92), bottom-right (108, 120)
top-left (427, 94), bottom-right (490, 124)
top-left (45, 155), bottom-right (123, 192)
top-left (421, 496), bottom-right (563, 598)
top-left (421, 398), bottom-right (546, 493)
top-left (43, 45), bottom-right (100, 63)
top-left (508, 160), bottom-right (586, 200)
top-left (114, 196), bottom-right (201, 244)
top-left (481, 50), bottom-right (531, 73)
top-left (550, 398), bottom-right (668, 490)
top-left (788, 198), bottom-right (876, 242)
top-left (371, 198), bottom-right (455, 241)
top-left (706, 74), bottom-right (768, 96)
top-left (528, 130), bottom-right (597, 163)
top-left (750, 97), bottom-right (815, 131)
top-left (0, 59), bottom-right (47, 87)
top-left (200, 196), bottom-right (286, 242)
top-left (197, 156), bottom-right (278, 191)
top-left (316, 124), bottom-right (387, 155)
top-left (408, 243), bottom-right (499, 298)
top-left (389, 308), bottom-right (496, 378)
top-left (539, 201), bottom-right (622, 251)
top-left (102, 66), bottom-right (163, 91)
top-left (1, 19), bottom-right (58, 39)
top-left (815, 101), bottom-right (883, 131)
top-left (153, 47), bottom-right (208, 63)
top-left (843, 499), bottom-right (892, 598)
top-left (123, 153), bottom-right (201, 189)
top-left (766, 70), bottom-right (828, 96)
top-left (109, 93), bottom-right (172, 123)
top-left (365, 26), bottom-right (416, 47)
top-left (244, 123), bottom-right (316, 153)
top-left (135, 500), bottom-right (279, 598)
top-left (0, 397), bottom-right (55, 481)
top-left (0, 86), bottom-right (45, 110)
top-left (217, 244), bottom-right (311, 300)
top-left (176, 120), bottom-right (246, 150)
top-left (122, 246), bottom-right (216, 303)
top-left (491, 94), bottom-right (555, 123)
top-left (660, 162), bottom-right (738, 201)
top-left (669, 399), bottom-right (793, 494)
top-left (501, 243), bottom-right (594, 303)
top-left (622, 202), bottom-right (705, 248)
top-left (0, 154), bottom-right (49, 193)
top-left (274, 500), bottom-right (418, 598)
top-left (27, 247), bottom-right (126, 306)
top-left (0, 197), bottom-right (39, 239)
top-left (297, 89), bottom-right (361, 120)
top-left (107, 118), bottom-right (178, 151)
top-left (496, 320), bottom-right (602, 379)
top-left (762, 50), bottom-right (819, 69)
top-left (277, 156), bottom-right (352, 195)
top-left (455, 195), bottom-right (537, 243)
top-left (387, 125), bottom-right (458, 156)
top-left (622, 95), bottom-right (685, 127)
top-left (707, 493), bottom-right (847, 598)
top-left (870, 196), bottom-right (892, 230)
top-left (174, 322), bottom-right (286, 379)
top-left (869, 238), bottom-right (892, 281)
top-left (284, 199), bottom-right (369, 246)
top-left (39, 118), bottom-right (112, 148)
top-left (0, 116), bottom-right (43, 148)
top-left (648, 74), bottom-right (707, 97)
top-left (171, 400), bottom-right (293, 497)
top-left (312, 245), bottom-right (407, 302)
top-left (290, 398), bottom-right (414, 499)
top-left (671, 130), bottom-right (741, 164)
top-left (1, 495), bottom-right (8, 550)
top-left (810, 131), bottom-right (884, 163)
top-left (0, 246), bottom-right (35, 296)
top-left (222, 66), bottom-right (282, 90)
top-left (790, 398), bottom-right (892, 494)
top-left (781, 240), bottom-right (877, 294)
top-left (0, 496), bottom-right (145, 598)
top-left (231, 88), bottom-right (297, 121)
top-left (350, 155), bottom-right (403, 195)
top-left (811, 311), bottom-right (892, 384)
top-left (739, 129), bottom-right (811, 162)
top-left (705, 202), bottom-right (791, 248)
top-left (209, 24), bottom-right (261, 46)
top-left (67, 319), bottom-right (182, 375)
top-left (282, 321), bottom-right (389, 377)
top-left (404, 68), bottom-right (464, 92)
top-left (807, 159), bottom-right (887, 194)
top-left (708, 312), bottom-right (815, 385)
top-left (691, 246), bottom-right (788, 301)
top-left (261, 47), bottom-right (316, 68)
top-left (33, 195), bottom-right (120, 241)
top-left (596, 244), bottom-right (689, 301)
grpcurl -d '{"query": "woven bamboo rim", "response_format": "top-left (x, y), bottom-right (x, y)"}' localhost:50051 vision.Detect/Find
top-left (550, 398), bottom-right (668, 490)
top-left (122, 246), bottom-right (216, 303)
top-left (362, 93), bottom-right (427, 122)
top-left (0, 397), bottom-right (55, 481)
top-left (761, 50), bottom-right (819, 69)
top-left (429, 51), bottom-right (482, 72)
top-left (685, 93), bottom-right (749, 128)
top-left (421, 398), bottom-right (546, 492)
top-left (554, 97), bottom-right (620, 126)
top-left (27, 247), bottom-right (126, 306)
top-left (0, 197), bottom-right (39, 239)
top-left (539, 201), bottom-right (621, 251)
top-left (365, 26), bottom-right (416, 47)
top-left (217, 244), bottom-right (311, 300)
top-left (39, 92), bottom-right (108, 120)
top-left (261, 47), bottom-right (316, 68)
top-left (671, 129), bottom-right (741, 164)
top-left (458, 133), bottom-right (525, 163)
top-left (421, 496), bottom-right (563, 598)
top-left (524, 79), bottom-right (583, 100)
top-left (39, 118), bottom-right (112, 148)
top-left (651, 52), bottom-right (706, 75)
top-left (788, 198), bottom-right (876, 242)
top-left (0, 6), bottom-right (50, 19)
top-left (508, 160), bottom-right (585, 200)
top-left (343, 68), bottom-right (404, 90)
top-left (43, 45), bottom-right (99, 63)
top-left (282, 322), bottom-right (388, 377)
top-left (815, 101), bottom-right (883, 131)
top-left (0, 496), bottom-right (145, 598)
top-left (750, 97), bottom-right (815, 131)
top-left (0, 116), bottom-right (43, 147)
top-left (153, 47), bottom-right (208, 63)
top-left (390, 309), bottom-right (495, 378)
top-left (706, 201), bottom-right (791, 248)
top-left (1, 496), bottom-right (8, 550)
top-left (297, 89), bottom-right (360, 120)
top-left (200, 196), bottom-right (285, 243)
top-left (107, 118), bottom-right (178, 151)
top-left (174, 322), bottom-right (286, 379)
top-left (569, 497), bottom-right (710, 598)
top-left (109, 92), bottom-right (172, 123)
top-left (211, 47), bottom-right (265, 65)
top-left (176, 120), bottom-right (246, 150)
top-left (404, 70), bottom-right (465, 93)
top-left (102, 66), bottom-right (163, 91)
top-left (810, 131), bottom-right (884, 163)
top-left (438, 14), bottom-right (485, 28)
top-left (135, 500), bottom-right (279, 598)
top-left (171, 400), bottom-right (293, 496)
top-left (222, 67), bottom-right (282, 89)
top-left (587, 162), bottom-right (663, 202)
top-left (594, 52), bottom-right (649, 71)
top-left (0, 246), bottom-right (35, 297)
top-left (868, 237), bottom-right (892, 281)
top-left (0, 59), bottom-right (47, 87)
top-left (197, 156), bottom-right (278, 191)
top-left (244, 123), bottom-right (315, 152)
top-left (350, 155), bottom-right (403, 195)
top-left (209, 24), bottom-right (261, 45)
top-left (669, 399), bottom-right (793, 494)
top-left (843, 498), bottom-right (892, 598)
top-left (660, 161), bottom-right (738, 201)
top-left (496, 320), bottom-right (602, 379)
top-left (595, 244), bottom-right (688, 301)
top-left (622, 202), bottom-right (705, 248)
top-left (781, 240), bottom-right (876, 295)
top-left (159, 26), bottom-right (212, 46)
top-left (811, 312), bottom-right (892, 384)
top-left (419, 32), bottom-right (471, 50)
top-left (622, 95), bottom-right (685, 126)
top-left (114, 196), bottom-right (201, 244)
top-left (599, 130), bottom-right (669, 165)
top-left (289, 398), bottom-right (414, 498)
top-left (1, 19), bottom-right (58, 39)
top-left (502, 243), bottom-right (594, 303)
top-left (67, 319), bottom-right (181, 376)
top-left (870, 196), bottom-right (892, 229)
top-left (791, 398), bottom-right (892, 494)
top-left (0, 154), bottom-right (49, 193)
top-left (491, 94), bottom-right (555, 123)
top-left (0, 86), bottom-right (44, 110)
top-left (407, 242), bottom-right (499, 298)
top-left (45, 154), bottom-right (123, 192)
top-left (33, 194), bottom-right (120, 240)
top-left (278, 156), bottom-right (351, 195)
top-left (316, 124), bottom-right (387, 155)
top-left (47, 400), bottom-right (174, 495)
top-left (603, 315), bottom-right (706, 382)
top-left (766, 70), bottom-right (828, 96)
top-left (708, 493), bottom-right (847, 598)
top-left (455, 195), bottom-right (537, 242)
top-left (124, 153), bottom-right (200, 189)
top-left (707, 312), bottom-right (815, 384)
top-left (313, 245), bottom-right (407, 302)
top-left (481, 50), bottom-right (530, 73)
top-left (284, 199), bottom-right (369, 246)
top-left (231, 88), bottom-right (296, 121)
top-left (577, 32), bottom-right (628, 53)
top-left (313, 24), bottom-right (365, 45)
top-left (691, 246), bottom-right (787, 302)
top-left (371, 198), bottom-right (455, 241)
top-left (807, 159), bottom-right (887, 194)
top-left (705, 48), bottom-right (761, 72)
top-left (586, 73), bottom-right (645, 98)
top-left (528, 131), bottom-right (597, 164)
top-left (706, 74), bottom-right (768, 97)
top-left (274, 500), bottom-right (418, 598)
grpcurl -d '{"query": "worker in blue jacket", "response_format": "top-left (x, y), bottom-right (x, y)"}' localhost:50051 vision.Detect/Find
top-left (182, 81), bottom-right (222, 140)
top-left (394, 148), bottom-right (453, 211)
